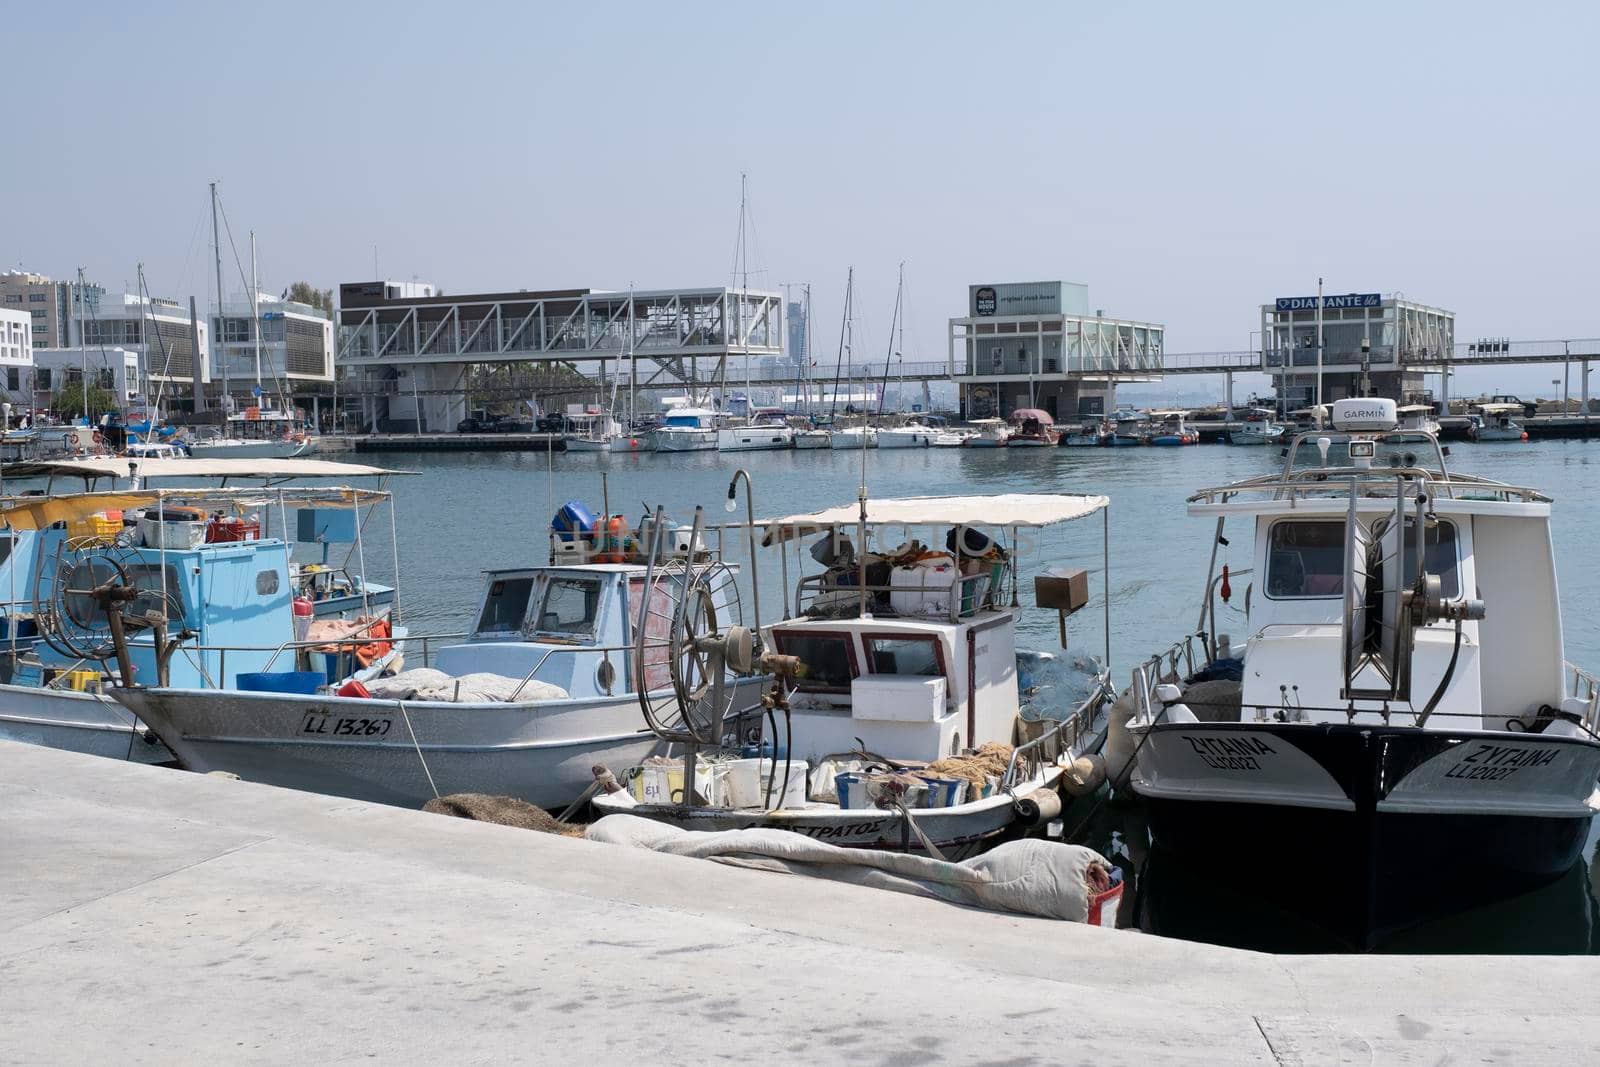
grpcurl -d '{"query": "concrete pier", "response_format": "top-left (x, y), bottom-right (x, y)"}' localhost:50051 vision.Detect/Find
top-left (2, 739), bottom-right (1593, 1063)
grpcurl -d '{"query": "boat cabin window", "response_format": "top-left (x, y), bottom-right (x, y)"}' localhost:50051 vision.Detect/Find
top-left (477, 576), bottom-right (535, 634)
top-left (1399, 519), bottom-right (1460, 599)
top-left (772, 631), bottom-right (857, 691)
top-left (1267, 521), bottom-right (1345, 598)
top-left (0, 533), bottom-right (13, 570)
top-left (865, 635), bottom-right (943, 677)
top-left (531, 576), bottom-right (602, 638)
top-left (124, 563), bottom-right (185, 620)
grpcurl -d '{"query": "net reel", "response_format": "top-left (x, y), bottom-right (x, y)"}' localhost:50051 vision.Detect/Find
top-left (632, 504), bottom-right (755, 749)
top-left (34, 537), bottom-right (187, 686)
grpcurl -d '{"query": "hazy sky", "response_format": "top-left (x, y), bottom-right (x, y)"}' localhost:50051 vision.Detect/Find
top-left (6, 0), bottom-right (1597, 396)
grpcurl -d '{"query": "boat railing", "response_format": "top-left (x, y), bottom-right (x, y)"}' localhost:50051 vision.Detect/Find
top-left (792, 564), bottom-right (1007, 624)
top-left (1567, 662), bottom-right (1600, 734)
top-left (1130, 632), bottom-right (1208, 723)
top-left (1002, 672), bottom-right (1115, 790)
top-left (1201, 567), bottom-right (1252, 661)
top-left (1187, 466), bottom-right (1551, 506)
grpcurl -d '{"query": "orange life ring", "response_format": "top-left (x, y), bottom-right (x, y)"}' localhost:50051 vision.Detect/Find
top-left (92, 431), bottom-right (104, 445)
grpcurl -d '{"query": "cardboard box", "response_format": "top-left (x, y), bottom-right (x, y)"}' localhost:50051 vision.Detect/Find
top-left (1035, 567), bottom-right (1089, 613)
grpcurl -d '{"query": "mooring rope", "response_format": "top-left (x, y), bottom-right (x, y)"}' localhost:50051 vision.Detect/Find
top-left (396, 700), bottom-right (440, 801)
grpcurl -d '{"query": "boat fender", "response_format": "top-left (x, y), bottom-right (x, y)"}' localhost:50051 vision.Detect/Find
top-left (1220, 565), bottom-right (1231, 602)
top-left (1103, 688), bottom-right (1141, 789)
top-left (1013, 787), bottom-right (1063, 826)
top-left (1060, 753), bottom-right (1107, 797)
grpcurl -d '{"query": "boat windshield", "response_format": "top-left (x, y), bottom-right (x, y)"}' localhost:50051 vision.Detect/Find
top-left (1285, 432), bottom-right (1448, 475)
top-left (478, 576), bottom-right (536, 634)
top-left (530, 575), bottom-right (602, 638)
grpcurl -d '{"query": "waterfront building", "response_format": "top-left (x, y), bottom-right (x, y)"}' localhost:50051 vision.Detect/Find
top-left (948, 281), bottom-right (1165, 420)
top-left (75, 291), bottom-right (210, 404)
top-left (32, 347), bottom-right (141, 410)
top-left (210, 291), bottom-right (335, 404)
top-left (0, 307), bottom-right (35, 404)
top-left (1261, 292), bottom-right (1453, 408)
top-left (336, 280), bottom-right (781, 432)
top-left (0, 271), bottom-right (106, 352)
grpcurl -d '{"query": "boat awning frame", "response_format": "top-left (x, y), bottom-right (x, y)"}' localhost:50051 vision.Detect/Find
top-left (758, 493), bottom-right (1109, 546)
top-left (0, 485), bottom-right (393, 532)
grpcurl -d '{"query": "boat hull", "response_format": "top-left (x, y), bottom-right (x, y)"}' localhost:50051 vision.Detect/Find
top-left (114, 679), bottom-right (769, 810)
top-left (651, 429), bottom-right (718, 452)
top-left (828, 432), bottom-right (877, 450)
top-left (187, 439), bottom-right (311, 459)
top-left (717, 428), bottom-right (794, 452)
top-left (1226, 428), bottom-right (1282, 445)
top-left (876, 431), bottom-right (932, 448)
top-left (793, 432), bottom-right (832, 450)
top-left (566, 436), bottom-right (648, 453)
top-left (595, 767), bottom-right (1062, 859)
top-left (1132, 720), bottom-right (1600, 944)
top-left (0, 683), bottom-right (173, 764)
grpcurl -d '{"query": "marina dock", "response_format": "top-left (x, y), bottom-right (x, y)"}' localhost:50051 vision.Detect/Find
top-left (2, 738), bottom-right (1592, 1063)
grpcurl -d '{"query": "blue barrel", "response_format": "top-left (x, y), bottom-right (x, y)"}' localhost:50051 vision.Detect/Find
top-left (551, 499), bottom-right (598, 542)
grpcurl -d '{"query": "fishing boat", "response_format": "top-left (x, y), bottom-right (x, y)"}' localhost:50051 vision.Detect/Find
top-left (0, 470), bottom-right (404, 765)
top-left (1108, 410), bottom-right (1149, 446)
top-left (1147, 410), bottom-right (1198, 446)
top-left (1006, 408), bottom-right (1059, 447)
top-left (718, 409), bottom-right (795, 452)
top-left (593, 492), bottom-right (1117, 858)
top-left (1113, 397), bottom-right (1600, 945)
top-left (1467, 403), bottom-right (1529, 442)
top-left (1062, 420), bottom-right (1110, 447)
top-left (1394, 403), bottom-right (1442, 441)
top-left (964, 418), bottom-right (1009, 448)
top-left (116, 501), bottom-right (768, 810)
top-left (565, 411), bottom-right (646, 453)
top-left (651, 408), bottom-right (719, 452)
top-left (1226, 408), bottom-right (1285, 446)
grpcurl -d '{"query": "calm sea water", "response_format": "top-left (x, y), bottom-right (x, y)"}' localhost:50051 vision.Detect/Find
top-left (247, 440), bottom-right (1600, 952)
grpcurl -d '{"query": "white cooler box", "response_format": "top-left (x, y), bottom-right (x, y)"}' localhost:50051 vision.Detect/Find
top-left (888, 558), bottom-right (956, 617)
top-left (850, 675), bottom-right (947, 722)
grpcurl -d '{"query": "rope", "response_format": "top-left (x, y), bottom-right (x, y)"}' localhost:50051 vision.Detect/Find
top-left (396, 700), bottom-right (440, 801)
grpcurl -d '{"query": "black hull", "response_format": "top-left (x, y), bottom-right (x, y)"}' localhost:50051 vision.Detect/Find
top-left (1145, 796), bottom-right (1591, 948)
top-left (1138, 722), bottom-right (1597, 948)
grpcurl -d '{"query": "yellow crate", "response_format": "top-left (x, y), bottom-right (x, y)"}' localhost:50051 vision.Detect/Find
top-left (61, 669), bottom-right (101, 692)
top-left (66, 514), bottom-right (122, 541)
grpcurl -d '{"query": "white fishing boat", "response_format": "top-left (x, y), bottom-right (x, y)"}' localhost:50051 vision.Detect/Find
top-left (651, 408), bottom-right (719, 452)
top-left (1226, 408), bottom-right (1285, 446)
top-left (1113, 397), bottom-right (1600, 945)
top-left (1467, 403), bottom-right (1529, 442)
top-left (594, 491), bottom-right (1118, 859)
top-left (963, 418), bottom-right (1009, 448)
top-left (1393, 403), bottom-right (1443, 441)
top-left (116, 502), bottom-right (768, 810)
top-left (565, 412), bottom-right (646, 453)
top-left (1062, 421), bottom-right (1110, 447)
top-left (718, 410), bottom-right (795, 452)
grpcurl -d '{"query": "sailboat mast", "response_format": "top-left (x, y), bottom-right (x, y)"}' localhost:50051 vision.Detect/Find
top-left (877, 263), bottom-right (902, 416)
top-left (250, 231), bottom-right (262, 399)
top-left (211, 182), bottom-right (228, 403)
top-left (76, 267), bottom-right (88, 423)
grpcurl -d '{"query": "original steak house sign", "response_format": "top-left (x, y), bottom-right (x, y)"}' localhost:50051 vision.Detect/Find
top-left (1275, 293), bottom-right (1382, 312)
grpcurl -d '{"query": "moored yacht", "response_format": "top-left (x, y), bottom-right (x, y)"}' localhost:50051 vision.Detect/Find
top-left (1115, 398), bottom-right (1600, 944)
top-left (718, 409), bottom-right (795, 452)
top-left (651, 408), bottom-right (719, 452)
top-left (1225, 408), bottom-right (1285, 446)
top-left (963, 418), bottom-right (1009, 448)
top-left (1467, 402), bottom-right (1529, 442)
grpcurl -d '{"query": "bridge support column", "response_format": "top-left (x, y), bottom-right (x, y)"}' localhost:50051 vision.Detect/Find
top-left (1224, 371), bottom-right (1234, 415)
top-left (1584, 359), bottom-right (1590, 435)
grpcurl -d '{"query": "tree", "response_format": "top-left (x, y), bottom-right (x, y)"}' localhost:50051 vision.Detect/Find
top-left (52, 380), bottom-right (117, 420)
top-left (286, 281), bottom-right (334, 316)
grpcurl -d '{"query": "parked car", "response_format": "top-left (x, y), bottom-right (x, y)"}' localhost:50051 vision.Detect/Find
top-left (1490, 394), bottom-right (1539, 418)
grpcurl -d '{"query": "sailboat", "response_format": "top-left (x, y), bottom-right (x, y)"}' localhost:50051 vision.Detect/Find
top-left (567, 317), bottom-right (647, 452)
top-left (188, 192), bottom-right (312, 459)
top-left (827, 269), bottom-right (876, 450)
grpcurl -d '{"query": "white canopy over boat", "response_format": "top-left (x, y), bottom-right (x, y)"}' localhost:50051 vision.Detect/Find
top-left (0, 457), bottom-right (408, 481)
top-left (759, 493), bottom-right (1109, 545)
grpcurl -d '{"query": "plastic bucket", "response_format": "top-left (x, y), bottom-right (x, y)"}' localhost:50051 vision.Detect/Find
top-left (835, 772), bottom-right (869, 810)
top-left (727, 758), bottom-right (807, 809)
top-left (237, 671), bottom-right (326, 695)
top-left (921, 778), bottom-right (967, 809)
